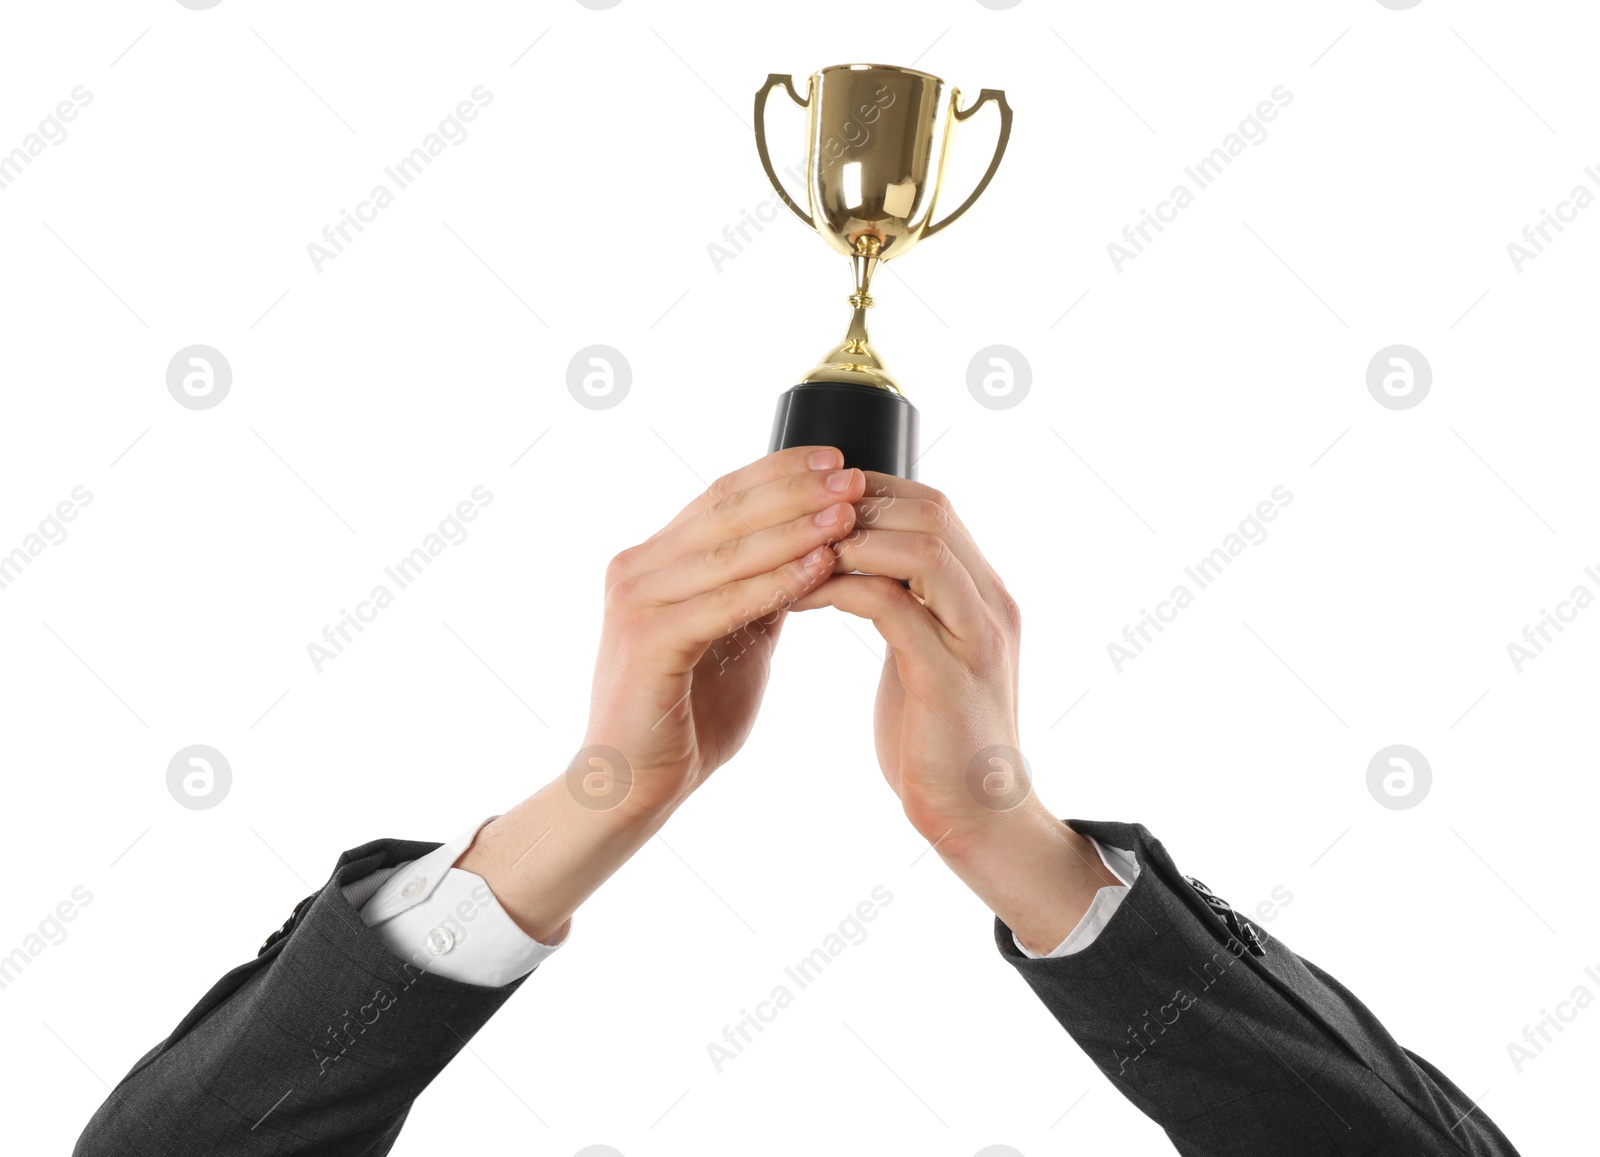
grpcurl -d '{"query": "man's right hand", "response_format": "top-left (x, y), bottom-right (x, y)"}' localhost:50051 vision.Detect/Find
top-left (580, 444), bottom-right (865, 813)
top-left (458, 446), bottom-right (863, 943)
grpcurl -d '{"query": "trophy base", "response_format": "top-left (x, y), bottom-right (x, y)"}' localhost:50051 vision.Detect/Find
top-left (768, 381), bottom-right (920, 480)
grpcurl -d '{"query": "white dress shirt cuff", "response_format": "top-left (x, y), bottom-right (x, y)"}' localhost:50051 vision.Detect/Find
top-left (341, 817), bottom-right (565, 988)
top-left (1014, 834), bottom-right (1141, 959)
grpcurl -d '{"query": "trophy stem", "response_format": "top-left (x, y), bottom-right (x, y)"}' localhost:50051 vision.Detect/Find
top-left (851, 250), bottom-right (880, 299)
top-left (799, 242), bottom-right (902, 393)
top-left (798, 301), bottom-right (902, 394)
top-left (841, 303), bottom-right (872, 351)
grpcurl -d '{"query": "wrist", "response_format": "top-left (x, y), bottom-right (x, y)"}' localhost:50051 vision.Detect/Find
top-left (932, 799), bottom-right (1062, 876)
top-left (456, 778), bottom-right (679, 944)
top-left (902, 790), bottom-right (1049, 862)
top-left (933, 803), bottom-right (1121, 956)
top-left (574, 725), bottom-right (702, 818)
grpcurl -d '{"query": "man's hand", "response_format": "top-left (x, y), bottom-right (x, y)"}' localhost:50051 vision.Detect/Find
top-left (459, 447), bottom-right (864, 942)
top-left (791, 473), bottom-right (1121, 954)
top-left (581, 444), bottom-right (865, 811)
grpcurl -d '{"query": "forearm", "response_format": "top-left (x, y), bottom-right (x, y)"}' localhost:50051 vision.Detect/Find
top-left (455, 777), bottom-right (675, 944)
top-left (996, 819), bottom-right (1525, 1156)
top-left (73, 838), bottom-right (526, 1157)
top-left (932, 800), bottom-right (1123, 955)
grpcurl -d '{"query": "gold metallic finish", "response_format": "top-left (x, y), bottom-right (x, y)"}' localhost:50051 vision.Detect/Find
top-left (754, 63), bottom-right (1012, 393)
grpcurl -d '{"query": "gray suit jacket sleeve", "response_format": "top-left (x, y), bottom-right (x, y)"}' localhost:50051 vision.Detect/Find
top-left (996, 819), bottom-right (1521, 1157)
top-left (73, 837), bottom-right (533, 1157)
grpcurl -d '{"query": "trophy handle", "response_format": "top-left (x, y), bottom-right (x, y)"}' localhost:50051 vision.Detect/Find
top-left (922, 88), bottom-right (1014, 240)
top-left (753, 73), bottom-right (815, 231)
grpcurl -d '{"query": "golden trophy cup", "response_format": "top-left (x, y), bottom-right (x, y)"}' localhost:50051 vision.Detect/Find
top-left (754, 64), bottom-right (1012, 478)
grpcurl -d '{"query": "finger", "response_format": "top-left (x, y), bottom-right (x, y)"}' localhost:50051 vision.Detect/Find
top-left (626, 464), bottom-right (865, 579)
top-left (661, 543), bottom-right (842, 657)
top-left (787, 572), bottom-right (944, 659)
top-left (854, 473), bottom-right (1007, 606)
top-left (664, 446), bottom-right (844, 534)
top-left (641, 498), bottom-right (860, 605)
top-left (828, 528), bottom-right (987, 639)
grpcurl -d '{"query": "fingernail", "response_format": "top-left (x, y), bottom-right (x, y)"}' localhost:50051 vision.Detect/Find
top-left (804, 546), bottom-right (829, 568)
top-left (810, 450), bottom-right (840, 470)
top-left (814, 502), bottom-right (843, 526)
top-left (825, 469), bottom-right (854, 492)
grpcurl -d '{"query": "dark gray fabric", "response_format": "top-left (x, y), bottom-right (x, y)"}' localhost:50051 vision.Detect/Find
top-left (73, 837), bottom-right (531, 1156)
top-left (74, 823), bottom-right (1523, 1155)
top-left (997, 819), bottom-right (1521, 1157)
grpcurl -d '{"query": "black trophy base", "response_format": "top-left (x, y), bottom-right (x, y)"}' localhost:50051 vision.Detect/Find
top-left (768, 381), bottom-right (920, 480)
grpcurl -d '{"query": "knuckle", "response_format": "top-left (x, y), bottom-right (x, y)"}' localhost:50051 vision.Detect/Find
top-left (913, 533), bottom-right (952, 569)
top-left (705, 484), bottom-right (748, 528)
top-left (969, 627), bottom-right (1009, 673)
top-left (705, 534), bottom-right (743, 572)
top-left (712, 578), bottom-right (745, 617)
top-left (921, 497), bottom-right (956, 536)
top-left (995, 585), bottom-right (1022, 632)
top-left (603, 573), bottom-right (641, 614)
top-left (605, 546), bottom-right (641, 585)
top-left (878, 574), bottom-right (913, 609)
top-left (850, 573), bottom-right (903, 618)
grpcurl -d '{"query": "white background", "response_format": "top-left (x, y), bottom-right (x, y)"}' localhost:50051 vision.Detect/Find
top-left (1, 1), bottom-right (1594, 1154)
